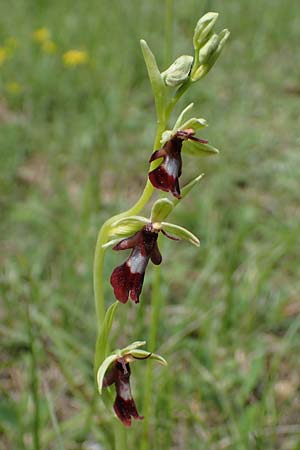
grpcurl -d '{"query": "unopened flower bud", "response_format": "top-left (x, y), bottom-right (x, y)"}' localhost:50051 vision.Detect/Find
top-left (192, 29), bottom-right (230, 81)
top-left (161, 55), bottom-right (193, 87)
top-left (193, 12), bottom-right (219, 50)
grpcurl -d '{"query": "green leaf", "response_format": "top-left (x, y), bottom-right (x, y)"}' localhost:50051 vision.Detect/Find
top-left (130, 349), bottom-right (168, 366)
top-left (150, 198), bottom-right (174, 222)
top-left (97, 354), bottom-right (118, 394)
top-left (182, 140), bottom-right (219, 157)
top-left (161, 222), bottom-right (200, 247)
top-left (94, 302), bottom-right (119, 375)
top-left (109, 216), bottom-right (150, 239)
top-left (140, 40), bottom-right (165, 119)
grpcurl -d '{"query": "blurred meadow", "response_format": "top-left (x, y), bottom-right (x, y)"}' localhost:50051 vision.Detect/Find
top-left (1, 0), bottom-right (300, 449)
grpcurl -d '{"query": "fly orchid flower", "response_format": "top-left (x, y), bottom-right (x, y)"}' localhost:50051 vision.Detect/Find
top-left (110, 223), bottom-right (162, 304)
top-left (104, 202), bottom-right (200, 304)
top-left (148, 103), bottom-right (219, 198)
top-left (97, 341), bottom-right (167, 426)
top-left (149, 128), bottom-right (208, 198)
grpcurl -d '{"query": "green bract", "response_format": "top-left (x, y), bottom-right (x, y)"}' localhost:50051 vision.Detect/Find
top-left (94, 301), bottom-right (119, 374)
top-left (176, 173), bottom-right (205, 202)
top-left (140, 39), bottom-right (165, 120)
top-left (161, 55), bottom-right (194, 87)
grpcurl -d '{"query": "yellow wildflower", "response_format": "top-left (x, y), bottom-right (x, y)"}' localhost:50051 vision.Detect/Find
top-left (0, 47), bottom-right (7, 65)
top-left (42, 40), bottom-right (56, 54)
top-left (63, 50), bottom-right (88, 67)
top-left (6, 82), bottom-right (23, 94)
top-left (33, 27), bottom-right (50, 43)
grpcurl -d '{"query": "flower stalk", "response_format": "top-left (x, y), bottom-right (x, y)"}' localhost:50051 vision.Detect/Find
top-left (92, 10), bottom-right (229, 448)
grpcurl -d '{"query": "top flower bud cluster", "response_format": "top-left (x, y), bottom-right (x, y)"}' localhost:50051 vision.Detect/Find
top-left (161, 12), bottom-right (230, 86)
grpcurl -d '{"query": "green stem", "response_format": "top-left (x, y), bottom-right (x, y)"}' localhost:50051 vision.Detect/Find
top-left (25, 303), bottom-right (40, 450)
top-left (141, 261), bottom-right (161, 449)
top-left (166, 80), bottom-right (191, 121)
top-left (164, 0), bottom-right (173, 66)
top-left (114, 421), bottom-right (128, 450)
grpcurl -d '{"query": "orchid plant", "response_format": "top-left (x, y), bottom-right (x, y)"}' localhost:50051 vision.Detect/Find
top-left (93, 11), bottom-right (229, 445)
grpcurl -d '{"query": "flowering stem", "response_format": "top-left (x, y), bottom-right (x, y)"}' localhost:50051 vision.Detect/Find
top-left (141, 261), bottom-right (162, 449)
top-left (114, 421), bottom-right (128, 450)
top-left (164, 0), bottom-right (173, 65)
top-left (25, 302), bottom-right (41, 450)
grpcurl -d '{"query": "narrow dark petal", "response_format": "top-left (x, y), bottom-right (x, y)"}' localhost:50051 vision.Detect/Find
top-left (188, 135), bottom-right (208, 144)
top-left (103, 365), bottom-right (117, 388)
top-left (161, 229), bottom-right (181, 241)
top-left (150, 242), bottom-right (162, 265)
top-left (112, 232), bottom-right (141, 251)
top-left (114, 396), bottom-right (143, 427)
top-left (149, 148), bottom-right (166, 163)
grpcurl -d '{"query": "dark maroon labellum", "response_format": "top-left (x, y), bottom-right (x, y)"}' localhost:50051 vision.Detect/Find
top-left (103, 358), bottom-right (143, 427)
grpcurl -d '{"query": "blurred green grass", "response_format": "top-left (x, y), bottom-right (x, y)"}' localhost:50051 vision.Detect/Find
top-left (1, 0), bottom-right (300, 449)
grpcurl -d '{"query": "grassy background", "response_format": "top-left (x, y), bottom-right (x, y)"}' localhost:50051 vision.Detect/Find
top-left (1, 0), bottom-right (300, 449)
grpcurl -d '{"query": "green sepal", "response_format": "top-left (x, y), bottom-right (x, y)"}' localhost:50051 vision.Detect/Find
top-left (129, 349), bottom-right (168, 366)
top-left (161, 222), bottom-right (200, 247)
top-left (107, 215), bottom-right (150, 242)
top-left (173, 102), bottom-right (194, 131)
top-left (120, 341), bottom-right (146, 355)
top-left (193, 12), bottom-right (219, 50)
top-left (94, 301), bottom-right (119, 379)
top-left (182, 140), bottom-right (219, 157)
top-left (97, 354), bottom-right (118, 394)
top-left (179, 117), bottom-right (208, 131)
top-left (161, 103), bottom-right (207, 146)
top-left (161, 55), bottom-right (193, 87)
top-left (150, 198), bottom-right (174, 222)
top-left (140, 40), bottom-right (165, 119)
